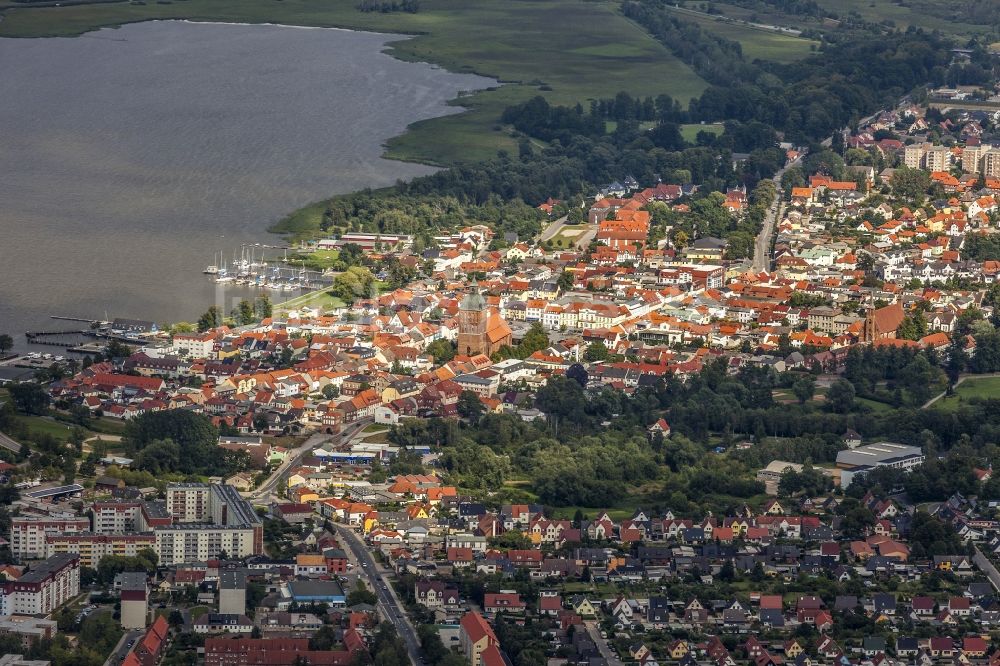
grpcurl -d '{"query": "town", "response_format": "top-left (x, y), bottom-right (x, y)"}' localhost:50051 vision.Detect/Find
top-left (7, 92), bottom-right (1000, 666)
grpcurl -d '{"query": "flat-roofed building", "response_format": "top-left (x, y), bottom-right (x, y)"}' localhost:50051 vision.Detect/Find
top-left (837, 442), bottom-right (924, 487)
top-left (11, 517), bottom-right (89, 560)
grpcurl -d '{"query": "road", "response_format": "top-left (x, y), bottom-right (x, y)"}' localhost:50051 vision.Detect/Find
top-left (584, 620), bottom-right (623, 666)
top-left (0, 431), bottom-right (21, 454)
top-left (752, 154), bottom-right (800, 272)
top-left (973, 546), bottom-right (1000, 592)
top-left (103, 628), bottom-right (144, 666)
top-left (538, 214), bottom-right (596, 251)
top-left (248, 420), bottom-right (368, 502)
top-left (335, 524), bottom-right (422, 664)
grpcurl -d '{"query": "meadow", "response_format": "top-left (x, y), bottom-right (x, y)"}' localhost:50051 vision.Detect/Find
top-left (661, 5), bottom-right (818, 63)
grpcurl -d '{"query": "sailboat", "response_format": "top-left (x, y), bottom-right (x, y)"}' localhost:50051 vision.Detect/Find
top-left (204, 251), bottom-right (220, 274)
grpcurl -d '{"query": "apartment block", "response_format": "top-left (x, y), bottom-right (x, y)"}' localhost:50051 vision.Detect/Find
top-left (963, 144), bottom-right (984, 173)
top-left (983, 149), bottom-right (1000, 178)
top-left (166, 484), bottom-right (212, 523)
top-left (0, 554), bottom-right (80, 616)
top-left (45, 533), bottom-right (157, 567)
top-left (903, 143), bottom-right (925, 169)
top-left (11, 517), bottom-right (90, 560)
top-left (925, 145), bottom-right (950, 172)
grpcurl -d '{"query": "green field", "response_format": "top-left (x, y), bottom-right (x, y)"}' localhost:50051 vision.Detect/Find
top-left (680, 122), bottom-right (723, 143)
top-left (0, 0), bottom-right (709, 167)
top-left (813, 0), bottom-right (990, 35)
top-left (662, 6), bottom-right (818, 63)
top-left (930, 376), bottom-right (1000, 412)
top-left (275, 288), bottom-right (347, 313)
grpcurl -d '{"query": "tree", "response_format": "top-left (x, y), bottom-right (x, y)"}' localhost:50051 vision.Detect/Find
top-left (426, 339), bottom-right (456, 364)
top-left (197, 305), bottom-right (223, 332)
top-left (457, 390), bottom-right (485, 423)
top-left (584, 341), bottom-right (610, 362)
top-left (322, 384), bottom-right (339, 399)
top-left (792, 376), bottom-right (816, 404)
top-left (557, 270), bottom-right (574, 291)
top-left (168, 610), bottom-right (184, 627)
top-left (826, 378), bottom-right (856, 413)
top-left (566, 363), bottom-right (588, 387)
top-left (346, 580), bottom-right (378, 607)
top-left (234, 299), bottom-right (255, 326)
top-left (0, 334), bottom-right (12, 355)
top-left (9, 382), bottom-right (49, 415)
top-left (254, 295), bottom-right (273, 321)
top-left (330, 266), bottom-right (376, 304)
top-left (891, 166), bottom-right (931, 202)
top-left (125, 410), bottom-right (223, 475)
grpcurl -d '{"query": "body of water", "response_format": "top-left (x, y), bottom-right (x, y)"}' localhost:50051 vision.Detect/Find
top-left (0, 20), bottom-right (493, 351)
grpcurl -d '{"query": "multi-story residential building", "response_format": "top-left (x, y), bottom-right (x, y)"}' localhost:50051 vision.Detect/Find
top-left (0, 554), bottom-right (79, 616)
top-left (166, 484), bottom-right (212, 523)
top-left (925, 145), bottom-right (950, 172)
top-left (45, 533), bottom-right (157, 567)
top-left (154, 484), bottom-right (263, 565)
top-left (963, 144), bottom-right (984, 173)
top-left (11, 517), bottom-right (90, 560)
top-left (983, 149), bottom-right (1000, 178)
top-left (90, 501), bottom-right (172, 534)
top-left (116, 572), bottom-right (148, 630)
top-left (903, 143), bottom-right (925, 169)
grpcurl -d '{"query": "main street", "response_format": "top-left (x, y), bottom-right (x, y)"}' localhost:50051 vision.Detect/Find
top-left (248, 420), bottom-right (369, 502)
top-left (752, 151), bottom-right (801, 272)
top-left (334, 524), bottom-right (422, 664)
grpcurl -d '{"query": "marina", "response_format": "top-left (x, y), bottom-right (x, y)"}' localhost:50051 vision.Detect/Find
top-left (204, 244), bottom-right (332, 292)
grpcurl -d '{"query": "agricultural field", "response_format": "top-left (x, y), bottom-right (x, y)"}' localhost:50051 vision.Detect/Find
top-left (662, 5), bottom-right (818, 63)
top-left (0, 0), bottom-right (709, 166)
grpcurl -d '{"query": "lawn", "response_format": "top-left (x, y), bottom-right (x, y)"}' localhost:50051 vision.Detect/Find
top-left (0, 0), bottom-right (709, 167)
top-left (680, 122), bottom-right (723, 143)
top-left (930, 376), bottom-right (1000, 412)
top-left (661, 6), bottom-right (818, 63)
top-left (275, 288), bottom-right (347, 313)
top-left (19, 415), bottom-right (78, 441)
top-left (189, 605), bottom-right (210, 620)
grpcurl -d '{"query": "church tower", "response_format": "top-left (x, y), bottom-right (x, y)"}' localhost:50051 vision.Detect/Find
top-left (457, 281), bottom-right (488, 356)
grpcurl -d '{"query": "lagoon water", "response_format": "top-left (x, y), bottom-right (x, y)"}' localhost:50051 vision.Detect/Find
top-left (0, 21), bottom-right (492, 349)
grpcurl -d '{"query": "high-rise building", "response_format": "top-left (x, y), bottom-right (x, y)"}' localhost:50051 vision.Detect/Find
top-left (116, 572), bottom-right (149, 630)
top-left (962, 144), bottom-right (984, 173)
top-left (903, 143), bottom-right (926, 169)
top-left (924, 145), bottom-right (950, 172)
top-left (982, 149), bottom-right (1000, 177)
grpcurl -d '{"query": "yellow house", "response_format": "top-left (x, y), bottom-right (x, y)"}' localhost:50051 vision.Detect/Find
top-left (729, 519), bottom-right (750, 536)
top-left (669, 640), bottom-right (690, 660)
top-left (571, 597), bottom-right (597, 617)
top-left (363, 512), bottom-right (380, 534)
top-left (786, 640), bottom-right (805, 658)
top-left (287, 474), bottom-right (306, 489)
